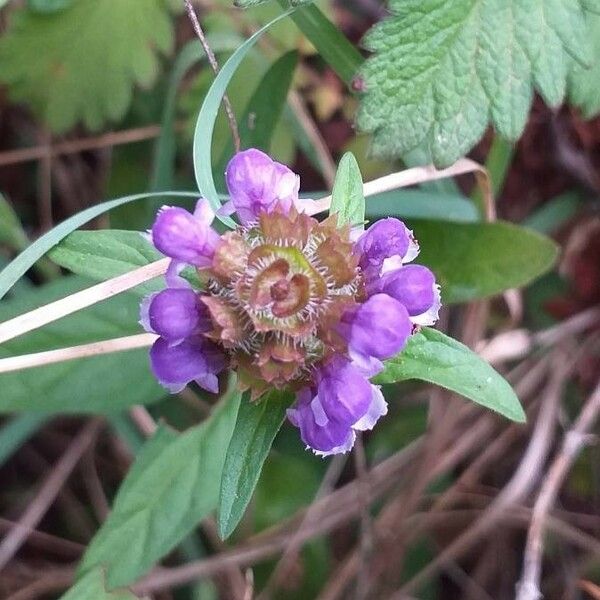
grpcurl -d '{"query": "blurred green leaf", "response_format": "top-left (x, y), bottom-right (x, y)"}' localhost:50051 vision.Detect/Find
top-left (194, 10), bottom-right (293, 228)
top-left (0, 413), bottom-right (48, 466)
top-left (569, 12), bottom-right (600, 118)
top-left (0, 277), bottom-right (164, 413)
top-left (28, 0), bottom-right (74, 12)
top-left (152, 35), bottom-right (242, 192)
top-left (0, 193), bottom-right (29, 250)
top-left (0, 191), bottom-right (197, 301)
top-left (59, 568), bottom-right (140, 600)
top-left (0, 0), bottom-right (173, 132)
top-left (410, 219), bottom-right (559, 303)
top-left (49, 230), bottom-right (162, 296)
top-left (524, 192), bottom-right (582, 233)
top-left (277, 1), bottom-right (363, 86)
top-left (78, 392), bottom-right (241, 588)
top-left (377, 328), bottom-right (526, 422)
top-left (329, 152), bottom-right (365, 226)
top-left (215, 50), bottom-right (298, 186)
top-left (366, 190), bottom-right (479, 222)
top-left (218, 390), bottom-right (292, 539)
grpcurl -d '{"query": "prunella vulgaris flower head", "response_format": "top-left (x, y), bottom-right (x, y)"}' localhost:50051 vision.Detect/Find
top-left (142, 149), bottom-right (441, 455)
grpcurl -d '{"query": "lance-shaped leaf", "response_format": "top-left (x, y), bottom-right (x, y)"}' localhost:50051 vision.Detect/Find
top-left (78, 392), bottom-right (241, 588)
top-left (329, 152), bottom-right (365, 227)
top-left (218, 390), bottom-right (292, 539)
top-left (376, 328), bottom-right (525, 422)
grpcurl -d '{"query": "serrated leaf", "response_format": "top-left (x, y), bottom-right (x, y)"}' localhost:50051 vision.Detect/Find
top-left (59, 568), bottom-right (142, 600)
top-left (410, 219), bottom-right (558, 303)
top-left (568, 12), bottom-right (600, 118)
top-left (329, 152), bottom-right (365, 227)
top-left (0, 0), bottom-right (173, 132)
top-left (78, 391), bottom-right (241, 588)
top-left (358, 0), bottom-right (599, 167)
top-left (218, 390), bottom-right (292, 539)
top-left (0, 277), bottom-right (165, 414)
top-left (376, 328), bottom-right (525, 422)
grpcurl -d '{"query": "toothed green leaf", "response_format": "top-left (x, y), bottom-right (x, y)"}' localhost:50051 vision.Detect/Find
top-left (0, 0), bottom-right (173, 132)
top-left (358, 0), bottom-right (600, 167)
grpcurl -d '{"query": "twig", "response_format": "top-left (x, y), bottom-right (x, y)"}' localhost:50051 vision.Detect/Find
top-left (4, 568), bottom-right (75, 600)
top-left (184, 0), bottom-right (240, 152)
top-left (0, 125), bottom-right (162, 167)
top-left (353, 433), bottom-right (373, 600)
top-left (288, 91), bottom-right (336, 188)
top-left (516, 380), bottom-right (600, 600)
top-left (128, 405), bottom-right (159, 438)
top-left (0, 420), bottom-right (103, 570)
top-left (257, 454), bottom-right (347, 600)
top-left (0, 333), bottom-right (157, 374)
top-left (0, 258), bottom-right (169, 345)
top-left (388, 349), bottom-right (574, 597)
top-left (0, 518), bottom-right (84, 559)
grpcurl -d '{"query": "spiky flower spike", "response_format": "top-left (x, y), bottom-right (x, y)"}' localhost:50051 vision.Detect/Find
top-left (142, 149), bottom-right (441, 456)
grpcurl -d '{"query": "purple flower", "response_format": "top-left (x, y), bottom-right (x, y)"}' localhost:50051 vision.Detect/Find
top-left (140, 288), bottom-right (212, 344)
top-left (377, 265), bottom-right (442, 326)
top-left (287, 357), bottom-right (388, 456)
top-left (220, 148), bottom-right (300, 224)
top-left (354, 218), bottom-right (419, 284)
top-left (142, 149), bottom-right (442, 457)
top-left (150, 336), bottom-right (225, 394)
top-left (338, 294), bottom-right (412, 375)
top-left (151, 199), bottom-right (221, 268)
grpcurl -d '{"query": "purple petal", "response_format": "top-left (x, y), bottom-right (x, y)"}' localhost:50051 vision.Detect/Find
top-left (149, 337), bottom-right (225, 393)
top-left (147, 288), bottom-right (210, 342)
top-left (315, 356), bottom-right (372, 427)
top-left (287, 389), bottom-right (356, 454)
top-left (378, 265), bottom-right (437, 316)
top-left (151, 204), bottom-right (220, 267)
top-left (354, 218), bottom-right (416, 281)
top-left (410, 283), bottom-right (442, 326)
top-left (353, 385), bottom-right (388, 431)
top-left (225, 148), bottom-right (299, 224)
top-left (339, 294), bottom-right (412, 362)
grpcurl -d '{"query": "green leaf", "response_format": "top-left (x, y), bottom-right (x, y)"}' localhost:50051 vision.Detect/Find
top-left (329, 152), bottom-right (365, 227)
top-left (0, 191), bottom-right (197, 301)
top-left (193, 10), bottom-right (294, 228)
top-left (409, 219), bottom-right (558, 304)
top-left (151, 35), bottom-right (242, 192)
top-left (365, 190), bottom-right (479, 223)
top-left (277, 1), bottom-right (363, 86)
top-left (0, 192), bottom-right (29, 250)
top-left (568, 12), bottom-right (600, 118)
top-left (0, 277), bottom-right (165, 414)
top-left (215, 50), bottom-right (298, 185)
top-left (0, 0), bottom-right (173, 132)
top-left (59, 568), bottom-right (141, 600)
top-left (49, 231), bottom-right (163, 296)
top-left (28, 0), bottom-right (74, 13)
top-left (218, 390), bottom-right (292, 539)
top-left (358, 0), bottom-right (599, 167)
top-left (0, 413), bottom-right (48, 467)
top-left (376, 328), bottom-right (526, 422)
top-left (78, 391), bottom-right (241, 588)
